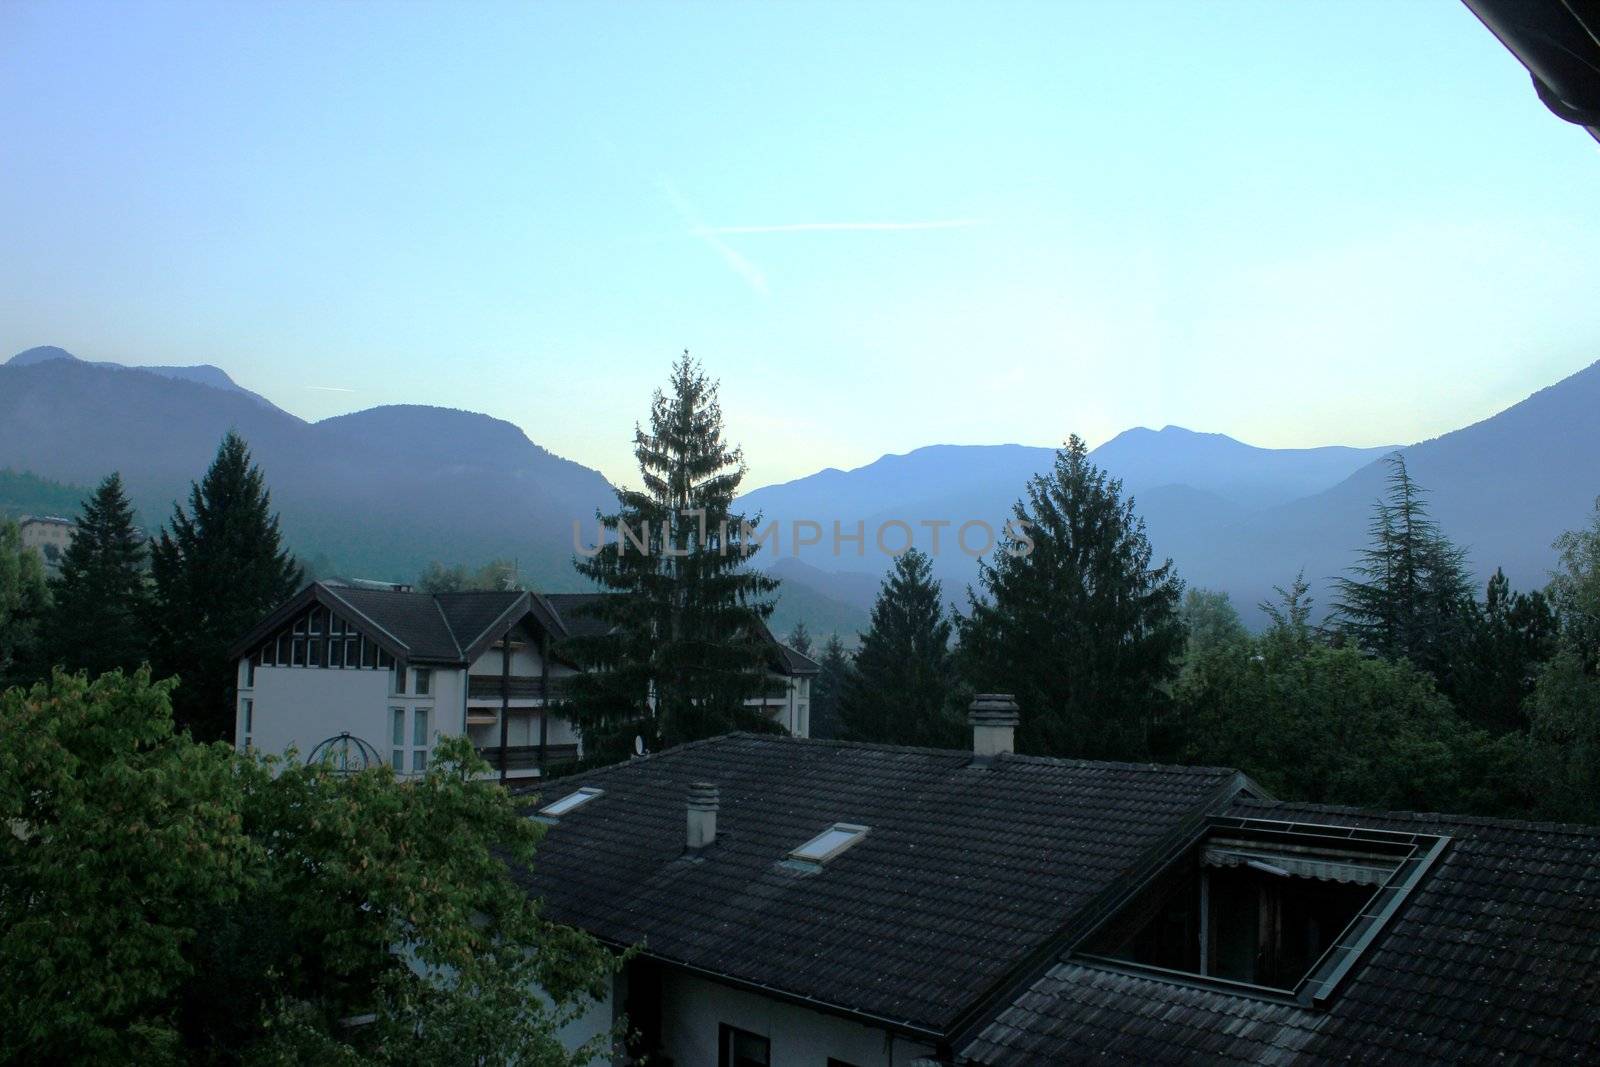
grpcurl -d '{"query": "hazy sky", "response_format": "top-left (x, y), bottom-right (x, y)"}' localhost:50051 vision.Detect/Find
top-left (4, 1), bottom-right (1598, 489)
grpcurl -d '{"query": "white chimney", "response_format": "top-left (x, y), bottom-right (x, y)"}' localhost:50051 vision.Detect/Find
top-left (687, 782), bottom-right (719, 850)
top-left (969, 694), bottom-right (1020, 762)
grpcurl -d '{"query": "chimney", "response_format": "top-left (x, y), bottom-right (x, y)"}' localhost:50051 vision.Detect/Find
top-left (969, 694), bottom-right (1020, 763)
top-left (686, 781), bottom-right (719, 851)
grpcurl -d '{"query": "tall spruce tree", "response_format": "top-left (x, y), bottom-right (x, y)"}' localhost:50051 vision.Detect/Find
top-left (1, 520), bottom-right (51, 688)
top-left (837, 550), bottom-right (961, 747)
top-left (1331, 452), bottom-right (1471, 676)
top-left (809, 633), bottom-right (852, 741)
top-left (563, 353), bottom-right (779, 758)
top-left (957, 435), bottom-right (1185, 760)
top-left (44, 473), bottom-right (151, 678)
top-left (786, 619), bottom-right (813, 658)
top-left (151, 433), bottom-right (301, 740)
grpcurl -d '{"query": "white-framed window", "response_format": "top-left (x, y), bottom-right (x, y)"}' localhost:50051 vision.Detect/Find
top-left (790, 823), bottom-right (869, 865)
top-left (241, 698), bottom-right (254, 750)
top-left (412, 707), bottom-right (432, 772)
top-left (414, 668), bottom-right (432, 696)
top-left (391, 706), bottom-right (405, 770)
top-left (392, 666), bottom-right (408, 695)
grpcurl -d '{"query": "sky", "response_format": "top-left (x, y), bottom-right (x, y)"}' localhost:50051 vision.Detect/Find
top-left (3, 1), bottom-right (1599, 490)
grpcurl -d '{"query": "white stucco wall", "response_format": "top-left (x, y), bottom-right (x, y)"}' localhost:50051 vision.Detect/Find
top-left (658, 971), bottom-right (936, 1067)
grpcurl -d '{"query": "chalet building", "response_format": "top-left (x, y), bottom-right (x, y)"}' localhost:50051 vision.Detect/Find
top-left (227, 580), bottom-right (817, 779)
top-left (518, 697), bottom-right (1600, 1066)
top-left (18, 514), bottom-right (74, 567)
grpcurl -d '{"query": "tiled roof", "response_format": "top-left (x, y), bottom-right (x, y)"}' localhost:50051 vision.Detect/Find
top-left (514, 733), bottom-right (1241, 1036)
top-left (780, 643), bottom-right (821, 674)
top-left (543, 592), bottom-right (615, 639)
top-left (958, 797), bottom-right (1600, 1065)
top-left (324, 585), bottom-right (509, 662)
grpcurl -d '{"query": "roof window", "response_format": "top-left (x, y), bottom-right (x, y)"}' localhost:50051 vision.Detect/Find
top-left (788, 823), bottom-right (869, 865)
top-left (538, 786), bottom-right (604, 819)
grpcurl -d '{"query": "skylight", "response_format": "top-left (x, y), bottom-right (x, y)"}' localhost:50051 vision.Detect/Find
top-left (789, 823), bottom-right (869, 864)
top-left (539, 786), bottom-right (604, 818)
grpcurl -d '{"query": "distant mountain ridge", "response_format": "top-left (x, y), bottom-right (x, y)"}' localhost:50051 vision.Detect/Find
top-left (0, 348), bottom-right (617, 592)
top-left (7, 345), bottom-right (284, 412)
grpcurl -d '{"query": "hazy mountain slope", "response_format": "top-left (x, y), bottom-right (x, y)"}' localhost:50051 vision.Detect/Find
top-left (0, 355), bottom-right (617, 589)
top-left (7, 345), bottom-right (284, 412)
top-left (1196, 359), bottom-right (1600, 623)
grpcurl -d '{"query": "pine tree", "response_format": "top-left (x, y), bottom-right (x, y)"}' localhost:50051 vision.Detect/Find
top-left (838, 550), bottom-right (961, 747)
top-left (957, 435), bottom-right (1185, 760)
top-left (150, 433), bottom-right (301, 739)
top-left (563, 353), bottom-right (780, 758)
top-left (1331, 452), bottom-right (1471, 676)
top-left (809, 633), bottom-right (852, 741)
top-left (1446, 569), bottom-right (1558, 733)
top-left (1, 519), bottom-right (51, 687)
top-left (43, 473), bottom-right (151, 678)
top-left (785, 620), bottom-right (813, 658)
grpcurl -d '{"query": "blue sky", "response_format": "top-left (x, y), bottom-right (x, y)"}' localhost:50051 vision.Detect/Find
top-left (3, 1), bottom-right (1598, 488)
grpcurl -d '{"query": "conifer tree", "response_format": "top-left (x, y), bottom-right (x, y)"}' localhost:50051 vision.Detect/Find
top-left (838, 550), bottom-right (961, 747)
top-left (957, 435), bottom-right (1185, 760)
top-left (563, 353), bottom-right (779, 758)
top-left (1331, 452), bottom-right (1471, 676)
top-left (1, 519), bottom-right (51, 687)
top-left (1447, 569), bottom-right (1557, 733)
top-left (43, 473), bottom-right (151, 678)
top-left (809, 633), bottom-right (852, 741)
top-left (150, 433), bottom-right (301, 739)
top-left (786, 619), bottom-right (813, 658)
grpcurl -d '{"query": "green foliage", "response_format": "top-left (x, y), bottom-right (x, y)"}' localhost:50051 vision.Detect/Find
top-left (563, 354), bottom-right (780, 759)
top-left (151, 432), bottom-right (302, 740)
top-left (44, 472), bottom-right (152, 678)
top-left (1525, 649), bottom-right (1600, 822)
top-left (809, 633), bottom-right (852, 741)
top-left (958, 434), bottom-right (1185, 760)
top-left (1178, 588), bottom-right (1248, 668)
top-left (0, 669), bottom-right (616, 1065)
top-left (785, 619), bottom-right (812, 658)
top-left (418, 558), bottom-right (523, 593)
top-left (1331, 453), bottom-right (1472, 677)
top-left (0, 519), bottom-right (50, 687)
top-left (1169, 635), bottom-right (1521, 814)
top-left (1549, 496), bottom-right (1600, 666)
top-left (838, 550), bottom-right (962, 748)
top-left (1446, 569), bottom-right (1558, 733)
top-left (0, 467), bottom-right (93, 521)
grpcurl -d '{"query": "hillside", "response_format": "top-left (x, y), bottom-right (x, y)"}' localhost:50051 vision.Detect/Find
top-left (0, 351), bottom-right (617, 590)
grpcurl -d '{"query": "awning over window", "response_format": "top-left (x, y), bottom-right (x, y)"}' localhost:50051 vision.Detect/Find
top-left (1201, 846), bottom-right (1397, 887)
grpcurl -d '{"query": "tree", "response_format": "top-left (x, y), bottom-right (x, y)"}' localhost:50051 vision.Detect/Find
top-left (1549, 496), bottom-right (1600, 668)
top-left (1178, 588), bottom-right (1247, 666)
top-left (1170, 633), bottom-right (1523, 815)
top-left (151, 432), bottom-right (302, 741)
top-left (562, 354), bottom-right (780, 759)
top-left (1525, 649), bottom-right (1600, 822)
top-left (1447, 569), bottom-right (1558, 734)
top-left (809, 633), bottom-right (852, 741)
top-left (957, 435), bottom-right (1185, 760)
top-left (837, 550), bottom-right (962, 747)
top-left (1331, 453), bottom-right (1471, 677)
top-left (418, 559), bottom-right (523, 594)
top-left (43, 473), bottom-right (151, 677)
top-left (0, 519), bottom-right (50, 688)
top-left (0, 668), bottom-right (617, 1064)
top-left (785, 619), bottom-right (813, 658)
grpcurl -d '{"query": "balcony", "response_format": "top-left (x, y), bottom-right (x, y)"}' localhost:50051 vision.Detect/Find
top-left (466, 674), bottom-right (575, 702)
top-left (476, 743), bottom-right (580, 774)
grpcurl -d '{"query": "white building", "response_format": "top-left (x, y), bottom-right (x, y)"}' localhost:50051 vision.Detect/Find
top-left (228, 579), bottom-right (817, 778)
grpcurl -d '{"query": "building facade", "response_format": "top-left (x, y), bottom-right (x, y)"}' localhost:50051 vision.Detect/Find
top-left (17, 515), bottom-right (74, 568)
top-left (229, 580), bottom-right (817, 779)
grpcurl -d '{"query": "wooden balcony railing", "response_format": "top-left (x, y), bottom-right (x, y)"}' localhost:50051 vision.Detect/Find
top-left (475, 743), bottom-right (580, 773)
top-left (466, 675), bottom-right (576, 701)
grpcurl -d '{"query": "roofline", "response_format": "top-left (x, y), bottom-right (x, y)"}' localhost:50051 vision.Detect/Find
top-left (226, 582), bottom-right (414, 664)
top-left (455, 590), bottom-right (573, 664)
top-left (1234, 795), bottom-right (1600, 839)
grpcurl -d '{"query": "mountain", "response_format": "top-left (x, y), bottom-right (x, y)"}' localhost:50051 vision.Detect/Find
top-left (0, 351), bottom-right (617, 589)
top-left (735, 429), bottom-right (1396, 607)
top-left (6, 345), bottom-right (284, 412)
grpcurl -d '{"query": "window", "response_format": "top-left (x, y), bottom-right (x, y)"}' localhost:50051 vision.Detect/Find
top-left (412, 707), bottom-right (431, 772)
top-left (241, 698), bottom-right (253, 750)
top-left (392, 665), bottom-right (407, 695)
top-left (718, 1024), bottom-right (769, 1067)
top-left (361, 639), bottom-right (377, 668)
top-left (391, 707), bottom-right (405, 770)
top-left (291, 637), bottom-right (306, 666)
top-left (414, 668), bottom-right (432, 696)
top-left (329, 638), bottom-right (345, 669)
top-left (307, 637), bottom-right (323, 668)
top-left (538, 786), bottom-right (604, 818)
top-left (244, 657), bottom-right (255, 688)
top-left (790, 823), bottom-right (869, 864)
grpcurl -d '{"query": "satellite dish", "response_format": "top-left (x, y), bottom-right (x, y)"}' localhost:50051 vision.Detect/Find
top-left (633, 735), bottom-right (646, 757)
